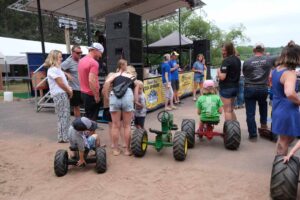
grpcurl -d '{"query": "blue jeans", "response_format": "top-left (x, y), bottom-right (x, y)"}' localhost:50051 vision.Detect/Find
top-left (244, 87), bottom-right (268, 137)
top-left (235, 77), bottom-right (244, 107)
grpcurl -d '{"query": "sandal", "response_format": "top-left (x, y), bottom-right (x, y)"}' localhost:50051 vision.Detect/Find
top-left (124, 150), bottom-right (132, 156)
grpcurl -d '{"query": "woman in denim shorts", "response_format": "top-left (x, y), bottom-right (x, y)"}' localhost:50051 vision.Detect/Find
top-left (217, 42), bottom-right (241, 121)
top-left (103, 59), bottom-right (140, 156)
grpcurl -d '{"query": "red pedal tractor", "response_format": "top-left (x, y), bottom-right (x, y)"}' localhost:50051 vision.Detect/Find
top-left (181, 119), bottom-right (241, 150)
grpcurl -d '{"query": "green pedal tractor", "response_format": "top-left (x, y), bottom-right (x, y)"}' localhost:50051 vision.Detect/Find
top-left (131, 111), bottom-right (188, 161)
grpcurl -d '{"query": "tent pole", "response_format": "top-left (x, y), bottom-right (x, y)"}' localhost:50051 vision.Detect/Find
top-left (178, 8), bottom-right (182, 66)
top-left (85, 0), bottom-right (92, 46)
top-left (146, 20), bottom-right (149, 67)
top-left (37, 0), bottom-right (46, 58)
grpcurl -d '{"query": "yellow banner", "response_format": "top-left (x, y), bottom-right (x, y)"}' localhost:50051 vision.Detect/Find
top-left (178, 72), bottom-right (194, 97)
top-left (143, 77), bottom-right (164, 110)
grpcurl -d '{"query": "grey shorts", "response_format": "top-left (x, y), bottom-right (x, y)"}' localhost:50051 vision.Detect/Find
top-left (109, 88), bottom-right (134, 112)
top-left (164, 84), bottom-right (174, 100)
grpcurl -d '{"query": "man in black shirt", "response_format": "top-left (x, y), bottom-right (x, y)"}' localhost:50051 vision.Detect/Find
top-left (243, 43), bottom-right (274, 140)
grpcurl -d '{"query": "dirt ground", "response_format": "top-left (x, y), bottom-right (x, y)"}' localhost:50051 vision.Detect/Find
top-left (0, 97), bottom-right (295, 200)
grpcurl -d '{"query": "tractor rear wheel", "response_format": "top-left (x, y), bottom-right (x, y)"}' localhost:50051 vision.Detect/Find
top-left (131, 129), bottom-right (148, 157)
top-left (173, 131), bottom-right (188, 161)
top-left (223, 120), bottom-right (241, 150)
top-left (181, 119), bottom-right (195, 148)
top-left (54, 149), bottom-right (69, 177)
top-left (95, 147), bottom-right (107, 173)
top-left (270, 155), bottom-right (299, 200)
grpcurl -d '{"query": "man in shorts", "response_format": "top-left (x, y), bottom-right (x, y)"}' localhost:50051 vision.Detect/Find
top-left (162, 54), bottom-right (176, 111)
top-left (169, 51), bottom-right (180, 104)
top-left (61, 45), bottom-right (82, 117)
top-left (78, 43), bottom-right (104, 121)
top-left (69, 117), bottom-right (100, 166)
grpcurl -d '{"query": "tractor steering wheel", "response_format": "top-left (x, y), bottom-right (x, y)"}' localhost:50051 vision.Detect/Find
top-left (157, 111), bottom-right (171, 122)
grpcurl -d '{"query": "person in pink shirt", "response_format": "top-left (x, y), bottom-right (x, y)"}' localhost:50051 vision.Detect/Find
top-left (78, 43), bottom-right (104, 121)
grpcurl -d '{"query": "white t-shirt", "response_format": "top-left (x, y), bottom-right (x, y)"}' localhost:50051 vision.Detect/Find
top-left (47, 66), bottom-right (69, 97)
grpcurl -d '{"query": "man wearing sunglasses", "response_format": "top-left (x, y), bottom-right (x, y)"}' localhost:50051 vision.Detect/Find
top-left (61, 45), bottom-right (83, 117)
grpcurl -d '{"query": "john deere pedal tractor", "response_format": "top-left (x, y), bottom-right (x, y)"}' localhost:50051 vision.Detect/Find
top-left (131, 111), bottom-right (188, 161)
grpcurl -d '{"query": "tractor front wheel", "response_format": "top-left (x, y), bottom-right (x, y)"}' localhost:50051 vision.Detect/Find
top-left (54, 149), bottom-right (69, 177)
top-left (270, 155), bottom-right (299, 200)
top-left (95, 147), bottom-right (107, 173)
top-left (181, 119), bottom-right (195, 148)
top-left (173, 131), bottom-right (188, 161)
top-left (131, 129), bottom-right (148, 157)
top-left (223, 120), bottom-right (241, 150)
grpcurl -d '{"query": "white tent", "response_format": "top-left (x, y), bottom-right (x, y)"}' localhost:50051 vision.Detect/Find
top-left (0, 37), bottom-right (88, 67)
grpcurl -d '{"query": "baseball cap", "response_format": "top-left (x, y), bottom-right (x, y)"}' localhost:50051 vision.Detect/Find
top-left (203, 80), bottom-right (215, 89)
top-left (72, 117), bottom-right (98, 131)
top-left (87, 42), bottom-right (104, 53)
top-left (254, 42), bottom-right (265, 49)
top-left (171, 51), bottom-right (179, 56)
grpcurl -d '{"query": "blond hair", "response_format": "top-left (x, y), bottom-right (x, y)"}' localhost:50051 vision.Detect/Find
top-left (44, 50), bottom-right (62, 68)
top-left (136, 80), bottom-right (144, 88)
top-left (116, 59), bottom-right (127, 72)
top-left (126, 65), bottom-right (137, 77)
top-left (203, 86), bottom-right (217, 95)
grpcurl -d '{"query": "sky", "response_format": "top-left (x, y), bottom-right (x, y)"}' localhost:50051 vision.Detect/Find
top-left (202, 0), bottom-right (300, 47)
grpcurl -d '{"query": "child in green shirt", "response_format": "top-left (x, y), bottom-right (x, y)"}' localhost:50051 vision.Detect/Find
top-left (196, 80), bottom-right (223, 129)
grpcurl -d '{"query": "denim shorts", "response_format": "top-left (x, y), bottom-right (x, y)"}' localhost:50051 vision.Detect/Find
top-left (87, 135), bottom-right (96, 149)
top-left (219, 87), bottom-right (238, 98)
top-left (109, 88), bottom-right (134, 112)
top-left (194, 75), bottom-right (204, 83)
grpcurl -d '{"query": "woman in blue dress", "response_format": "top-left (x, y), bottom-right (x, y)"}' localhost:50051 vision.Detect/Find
top-left (192, 54), bottom-right (206, 101)
top-left (270, 41), bottom-right (300, 160)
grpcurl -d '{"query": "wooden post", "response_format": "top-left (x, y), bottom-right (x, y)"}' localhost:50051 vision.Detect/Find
top-left (65, 28), bottom-right (71, 54)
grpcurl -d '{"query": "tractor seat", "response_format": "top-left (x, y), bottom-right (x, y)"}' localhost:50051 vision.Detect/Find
top-left (69, 145), bottom-right (89, 152)
top-left (201, 121), bottom-right (219, 125)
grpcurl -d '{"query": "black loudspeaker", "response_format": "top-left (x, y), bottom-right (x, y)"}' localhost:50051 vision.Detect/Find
top-left (106, 38), bottom-right (143, 66)
top-left (106, 12), bottom-right (142, 39)
top-left (193, 40), bottom-right (211, 65)
top-left (105, 12), bottom-right (143, 79)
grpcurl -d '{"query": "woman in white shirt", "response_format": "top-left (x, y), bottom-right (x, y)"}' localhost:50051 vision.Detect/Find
top-left (44, 50), bottom-right (73, 143)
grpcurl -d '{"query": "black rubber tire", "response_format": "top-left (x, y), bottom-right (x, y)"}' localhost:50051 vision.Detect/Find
top-left (223, 120), bottom-right (241, 150)
top-left (181, 119), bottom-right (195, 148)
top-left (95, 147), bottom-right (107, 174)
top-left (131, 129), bottom-right (148, 157)
top-left (270, 155), bottom-right (300, 200)
top-left (173, 131), bottom-right (188, 161)
top-left (54, 149), bottom-right (69, 177)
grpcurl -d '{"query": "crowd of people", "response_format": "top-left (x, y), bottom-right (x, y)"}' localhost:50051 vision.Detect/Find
top-left (44, 39), bottom-right (300, 166)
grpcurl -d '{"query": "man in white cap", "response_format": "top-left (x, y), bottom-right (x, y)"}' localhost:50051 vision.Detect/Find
top-left (243, 43), bottom-right (275, 141)
top-left (78, 42), bottom-right (104, 121)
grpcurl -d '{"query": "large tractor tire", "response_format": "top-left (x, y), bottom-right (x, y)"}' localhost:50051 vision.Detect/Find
top-left (270, 155), bottom-right (300, 200)
top-left (95, 147), bottom-right (107, 174)
top-left (223, 120), bottom-right (241, 150)
top-left (131, 129), bottom-right (148, 157)
top-left (54, 149), bottom-right (69, 177)
top-left (181, 119), bottom-right (195, 148)
top-left (173, 131), bottom-right (188, 161)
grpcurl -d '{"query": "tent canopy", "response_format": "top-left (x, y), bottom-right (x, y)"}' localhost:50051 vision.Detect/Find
top-left (149, 31), bottom-right (193, 48)
top-left (9, 0), bottom-right (205, 23)
top-left (146, 31), bottom-right (193, 54)
top-left (0, 37), bottom-right (88, 65)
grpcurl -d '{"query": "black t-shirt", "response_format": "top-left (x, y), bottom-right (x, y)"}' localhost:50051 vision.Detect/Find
top-left (243, 55), bottom-right (276, 88)
top-left (219, 55), bottom-right (241, 89)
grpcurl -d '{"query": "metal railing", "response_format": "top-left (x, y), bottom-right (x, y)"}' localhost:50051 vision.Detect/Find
top-left (33, 64), bottom-right (54, 112)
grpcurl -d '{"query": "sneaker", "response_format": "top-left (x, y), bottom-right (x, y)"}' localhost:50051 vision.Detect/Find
top-left (172, 106), bottom-right (177, 110)
top-left (248, 135), bottom-right (258, 142)
top-left (193, 97), bottom-right (197, 101)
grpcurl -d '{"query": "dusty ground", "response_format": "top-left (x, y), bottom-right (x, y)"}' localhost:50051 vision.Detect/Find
top-left (0, 97), bottom-right (295, 200)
